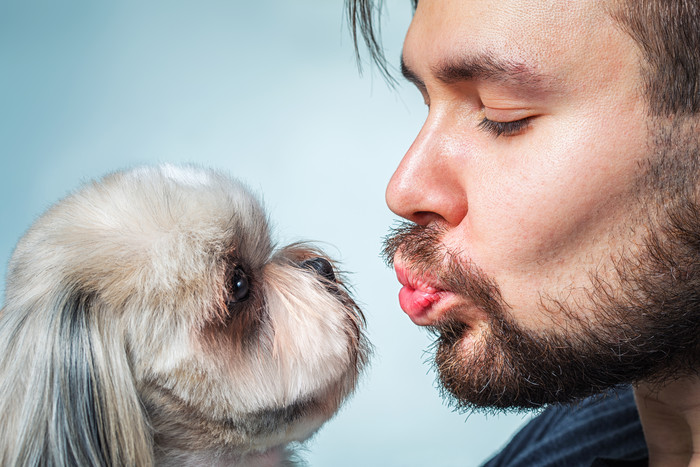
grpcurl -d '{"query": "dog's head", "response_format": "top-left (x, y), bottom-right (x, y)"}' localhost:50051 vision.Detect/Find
top-left (0, 165), bottom-right (369, 465)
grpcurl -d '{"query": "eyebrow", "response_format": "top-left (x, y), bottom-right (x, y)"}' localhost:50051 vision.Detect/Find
top-left (401, 52), bottom-right (560, 94)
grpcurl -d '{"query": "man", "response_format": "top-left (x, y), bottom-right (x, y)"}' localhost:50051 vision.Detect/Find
top-left (347, 0), bottom-right (700, 465)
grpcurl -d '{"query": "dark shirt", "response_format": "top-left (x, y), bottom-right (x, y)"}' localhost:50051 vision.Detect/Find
top-left (483, 386), bottom-right (648, 467)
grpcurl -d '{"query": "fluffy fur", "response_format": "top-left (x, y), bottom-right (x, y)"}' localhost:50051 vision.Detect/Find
top-left (0, 165), bottom-right (369, 466)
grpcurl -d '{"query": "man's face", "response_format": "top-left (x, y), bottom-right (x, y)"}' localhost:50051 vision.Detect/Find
top-left (386, 0), bottom-right (700, 409)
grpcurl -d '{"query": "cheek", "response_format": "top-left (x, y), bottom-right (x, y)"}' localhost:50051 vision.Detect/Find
top-left (459, 108), bottom-right (649, 277)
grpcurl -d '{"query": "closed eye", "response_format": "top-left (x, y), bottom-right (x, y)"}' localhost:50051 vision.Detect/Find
top-left (478, 116), bottom-right (532, 137)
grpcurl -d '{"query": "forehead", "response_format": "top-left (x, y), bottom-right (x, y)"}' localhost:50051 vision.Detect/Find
top-left (402, 0), bottom-right (632, 89)
top-left (406, 0), bottom-right (603, 53)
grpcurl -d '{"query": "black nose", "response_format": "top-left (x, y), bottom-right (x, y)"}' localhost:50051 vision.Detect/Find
top-left (301, 257), bottom-right (336, 282)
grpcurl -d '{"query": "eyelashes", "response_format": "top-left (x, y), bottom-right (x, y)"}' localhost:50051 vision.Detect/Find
top-left (478, 116), bottom-right (532, 137)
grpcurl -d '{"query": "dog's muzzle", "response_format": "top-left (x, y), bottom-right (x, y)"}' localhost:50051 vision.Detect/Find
top-left (300, 257), bottom-right (336, 283)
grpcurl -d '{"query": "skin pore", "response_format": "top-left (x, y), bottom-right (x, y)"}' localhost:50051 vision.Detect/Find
top-left (382, 0), bottom-right (700, 465)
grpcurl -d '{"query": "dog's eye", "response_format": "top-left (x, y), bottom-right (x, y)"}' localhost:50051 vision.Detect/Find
top-left (228, 266), bottom-right (250, 304)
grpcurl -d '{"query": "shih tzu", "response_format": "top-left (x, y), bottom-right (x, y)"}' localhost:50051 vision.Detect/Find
top-left (0, 164), bottom-right (369, 466)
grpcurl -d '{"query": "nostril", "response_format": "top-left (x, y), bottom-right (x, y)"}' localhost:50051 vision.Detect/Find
top-left (301, 257), bottom-right (336, 282)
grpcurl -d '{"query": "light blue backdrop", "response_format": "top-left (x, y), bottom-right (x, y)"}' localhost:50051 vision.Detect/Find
top-left (0, 1), bottom-right (532, 465)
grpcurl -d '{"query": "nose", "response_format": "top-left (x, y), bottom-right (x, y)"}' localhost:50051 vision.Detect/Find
top-left (386, 113), bottom-right (468, 227)
top-left (301, 257), bottom-right (336, 282)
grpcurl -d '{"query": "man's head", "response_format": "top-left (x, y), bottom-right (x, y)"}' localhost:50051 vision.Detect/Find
top-left (349, 0), bottom-right (700, 411)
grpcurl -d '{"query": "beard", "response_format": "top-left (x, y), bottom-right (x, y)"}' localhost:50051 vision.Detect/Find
top-left (382, 120), bottom-right (700, 412)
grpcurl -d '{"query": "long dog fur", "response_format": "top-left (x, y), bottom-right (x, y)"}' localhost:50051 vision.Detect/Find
top-left (0, 165), bottom-right (368, 466)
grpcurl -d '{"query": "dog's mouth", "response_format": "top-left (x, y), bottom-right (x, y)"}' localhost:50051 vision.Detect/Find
top-left (146, 364), bottom-right (359, 452)
top-left (223, 371), bottom-right (355, 440)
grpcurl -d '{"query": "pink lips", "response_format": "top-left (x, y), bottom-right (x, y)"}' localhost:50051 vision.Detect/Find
top-left (395, 265), bottom-right (444, 325)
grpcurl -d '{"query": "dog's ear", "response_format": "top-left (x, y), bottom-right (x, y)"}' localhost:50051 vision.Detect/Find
top-left (0, 291), bottom-right (153, 466)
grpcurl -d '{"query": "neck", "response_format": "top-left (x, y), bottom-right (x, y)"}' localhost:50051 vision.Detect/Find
top-left (635, 376), bottom-right (700, 467)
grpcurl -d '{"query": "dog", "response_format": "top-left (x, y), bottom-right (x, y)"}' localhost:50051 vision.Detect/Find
top-left (0, 164), bottom-right (369, 466)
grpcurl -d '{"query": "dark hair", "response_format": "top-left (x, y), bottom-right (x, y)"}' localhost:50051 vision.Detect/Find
top-left (609, 1), bottom-right (700, 115)
top-left (346, 0), bottom-right (700, 116)
top-left (345, 0), bottom-right (417, 84)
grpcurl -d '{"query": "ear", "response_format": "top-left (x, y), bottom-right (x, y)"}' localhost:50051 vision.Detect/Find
top-left (0, 292), bottom-right (153, 466)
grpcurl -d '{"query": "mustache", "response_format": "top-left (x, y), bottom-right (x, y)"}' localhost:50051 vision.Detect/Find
top-left (381, 221), bottom-right (445, 269)
top-left (381, 221), bottom-right (507, 321)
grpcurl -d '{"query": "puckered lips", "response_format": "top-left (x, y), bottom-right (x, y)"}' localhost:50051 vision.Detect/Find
top-left (394, 260), bottom-right (453, 326)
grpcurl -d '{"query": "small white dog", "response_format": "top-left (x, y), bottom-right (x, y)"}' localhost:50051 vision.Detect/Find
top-left (0, 165), bottom-right (369, 466)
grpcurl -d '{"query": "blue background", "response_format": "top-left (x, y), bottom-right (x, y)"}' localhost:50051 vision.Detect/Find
top-left (0, 1), bottom-right (532, 465)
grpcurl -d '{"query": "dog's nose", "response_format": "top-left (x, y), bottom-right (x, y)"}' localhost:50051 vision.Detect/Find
top-left (301, 257), bottom-right (336, 282)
